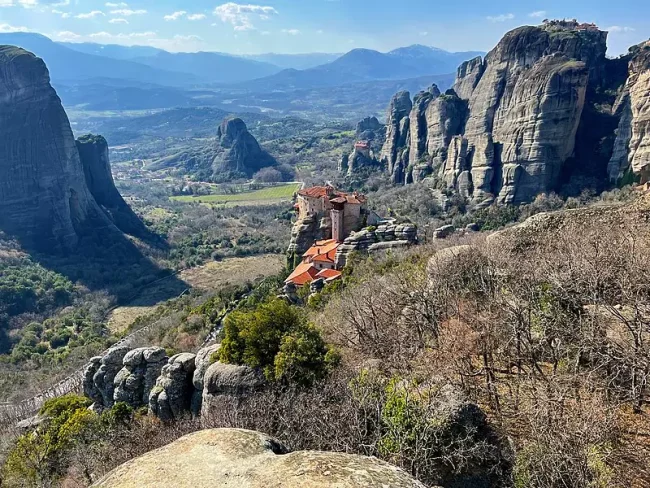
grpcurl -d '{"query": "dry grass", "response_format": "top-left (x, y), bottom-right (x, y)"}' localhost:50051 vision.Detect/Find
top-left (107, 254), bottom-right (285, 333)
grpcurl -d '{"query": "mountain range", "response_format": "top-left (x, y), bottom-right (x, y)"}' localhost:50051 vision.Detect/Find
top-left (0, 32), bottom-right (482, 89)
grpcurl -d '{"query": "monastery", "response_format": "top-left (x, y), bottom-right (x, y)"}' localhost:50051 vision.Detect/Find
top-left (285, 185), bottom-right (376, 287)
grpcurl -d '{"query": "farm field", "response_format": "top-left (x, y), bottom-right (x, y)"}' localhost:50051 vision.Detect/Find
top-left (107, 254), bottom-right (285, 333)
top-left (170, 183), bottom-right (301, 205)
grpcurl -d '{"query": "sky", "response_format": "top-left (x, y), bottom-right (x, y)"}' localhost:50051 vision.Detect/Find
top-left (0, 0), bottom-right (648, 56)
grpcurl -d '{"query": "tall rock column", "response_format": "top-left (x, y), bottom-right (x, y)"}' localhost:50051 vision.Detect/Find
top-left (380, 91), bottom-right (412, 184)
top-left (608, 42), bottom-right (650, 182)
top-left (77, 134), bottom-right (150, 239)
top-left (0, 46), bottom-right (113, 251)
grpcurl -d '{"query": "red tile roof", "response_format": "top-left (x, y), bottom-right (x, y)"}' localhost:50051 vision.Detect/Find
top-left (302, 239), bottom-right (340, 264)
top-left (298, 185), bottom-right (334, 199)
top-left (316, 269), bottom-right (342, 281)
top-left (285, 262), bottom-right (320, 286)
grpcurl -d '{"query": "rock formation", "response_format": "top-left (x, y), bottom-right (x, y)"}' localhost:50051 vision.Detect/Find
top-left (335, 222), bottom-right (418, 268)
top-left (356, 116), bottom-right (383, 140)
top-left (378, 21), bottom-right (626, 203)
top-left (200, 362), bottom-right (265, 419)
top-left (76, 134), bottom-right (150, 239)
top-left (113, 347), bottom-right (168, 409)
top-left (191, 344), bottom-right (221, 416)
top-left (213, 117), bottom-right (277, 177)
top-left (608, 41), bottom-right (650, 182)
top-left (149, 353), bottom-right (197, 422)
top-left (148, 117), bottom-right (277, 181)
top-left (91, 428), bottom-right (428, 488)
top-left (380, 91), bottom-right (412, 184)
top-left (0, 46), bottom-right (131, 251)
top-left (87, 345), bottom-right (129, 409)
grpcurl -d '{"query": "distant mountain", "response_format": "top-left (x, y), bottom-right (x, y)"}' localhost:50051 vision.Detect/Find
top-left (388, 45), bottom-right (485, 73)
top-left (131, 51), bottom-right (282, 84)
top-left (61, 42), bottom-right (166, 60)
top-left (238, 46), bottom-right (483, 90)
top-left (0, 33), bottom-right (194, 87)
top-left (241, 52), bottom-right (342, 70)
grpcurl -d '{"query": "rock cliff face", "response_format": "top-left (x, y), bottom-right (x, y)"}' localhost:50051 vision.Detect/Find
top-left (379, 22), bottom-right (614, 203)
top-left (0, 46), bottom-right (147, 251)
top-left (608, 42), bottom-right (650, 181)
top-left (0, 46), bottom-right (117, 251)
top-left (380, 91), bottom-right (412, 184)
top-left (76, 134), bottom-right (150, 239)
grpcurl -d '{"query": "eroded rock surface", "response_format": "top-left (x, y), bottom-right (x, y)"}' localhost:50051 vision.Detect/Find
top-left (201, 363), bottom-right (265, 420)
top-left (378, 22), bottom-right (611, 203)
top-left (113, 347), bottom-right (168, 409)
top-left (608, 42), bottom-right (650, 181)
top-left (149, 352), bottom-right (196, 421)
top-left (76, 134), bottom-right (150, 239)
top-left (0, 46), bottom-right (119, 251)
top-left (91, 428), bottom-right (427, 488)
top-left (191, 344), bottom-right (221, 416)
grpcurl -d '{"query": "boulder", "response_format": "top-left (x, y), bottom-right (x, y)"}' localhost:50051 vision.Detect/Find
top-left (92, 345), bottom-right (129, 408)
top-left (91, 428), bottom-right (428, 488)
top-left (191, 344), bottom-right (221, 416)
top-left (201, 363), bottom-right (265, 420)
top-left (113, 347), bottom-right (168, 409)
top-left (83, 356), bottom-right (103, 406)
top-left (433, 225), bottom-right (455, 239)
top-left (149, 352), bottom-right (197, 421)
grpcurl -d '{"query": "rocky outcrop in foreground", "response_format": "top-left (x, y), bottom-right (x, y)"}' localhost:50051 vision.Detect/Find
top-left (379, 21), bottom-right (623, 204)
top-left (0, 46), bottom-right (134, 251)
top-left (91, 428), bottom-right (428, 488)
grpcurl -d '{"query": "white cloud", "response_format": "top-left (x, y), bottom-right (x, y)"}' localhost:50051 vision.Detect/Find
top-left (109, 18), bottom-right (128, 24)
top-left (174, 34), bottom-right (202, 41)
top-left (419, 31), bottom-right (428, 36)
top-left (55, 30), bottom-right (81, 40)
top-left (187, 13), bottom-right (206, 21)
top-left (105, 2), bottom-right (127, 6)
top-left (529, 10), bottom-right (546, 18)
top-left (89, 30), bottom-right (156, 39)
top-left (607, 25), bottom-right (636, 33)
top-left (1, 0), bottom-right (38, 8)
top-left (51, 0), bottom-right (70, 6)
top-left (213, 2), bottom-right (278, 31)
top-left (0, 23), bottom-right (29, 32)
top-left (52, 9), bottom-right (70, 18)
top-left (164, 10), bottom-right (186, 21)
top-left (487, 13), bottom-right (515, 23)
top-left (281, 28), bottom-right (300, 35)
top-left (110, 8), bottom-right (146, 16)
top-left (75, 10), bottom-right (105, 19)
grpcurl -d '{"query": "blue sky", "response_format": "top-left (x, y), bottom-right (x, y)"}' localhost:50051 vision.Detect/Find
top-left (0, 0), bottom-right (648, 55)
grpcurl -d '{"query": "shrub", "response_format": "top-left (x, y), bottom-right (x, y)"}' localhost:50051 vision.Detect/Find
top-left (2, 394), bottom-right (96, 486)
top-left (218, 298), bottom-right (335, 385)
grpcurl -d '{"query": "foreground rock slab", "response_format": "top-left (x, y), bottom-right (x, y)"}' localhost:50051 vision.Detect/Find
top-left (92, 428), bottom-right (427, 488)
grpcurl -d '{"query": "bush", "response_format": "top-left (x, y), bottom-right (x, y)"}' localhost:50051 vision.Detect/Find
top-left (218, 298), bottom-right (336, 385)
top-left (2, 394), bottom-right (96, 486)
